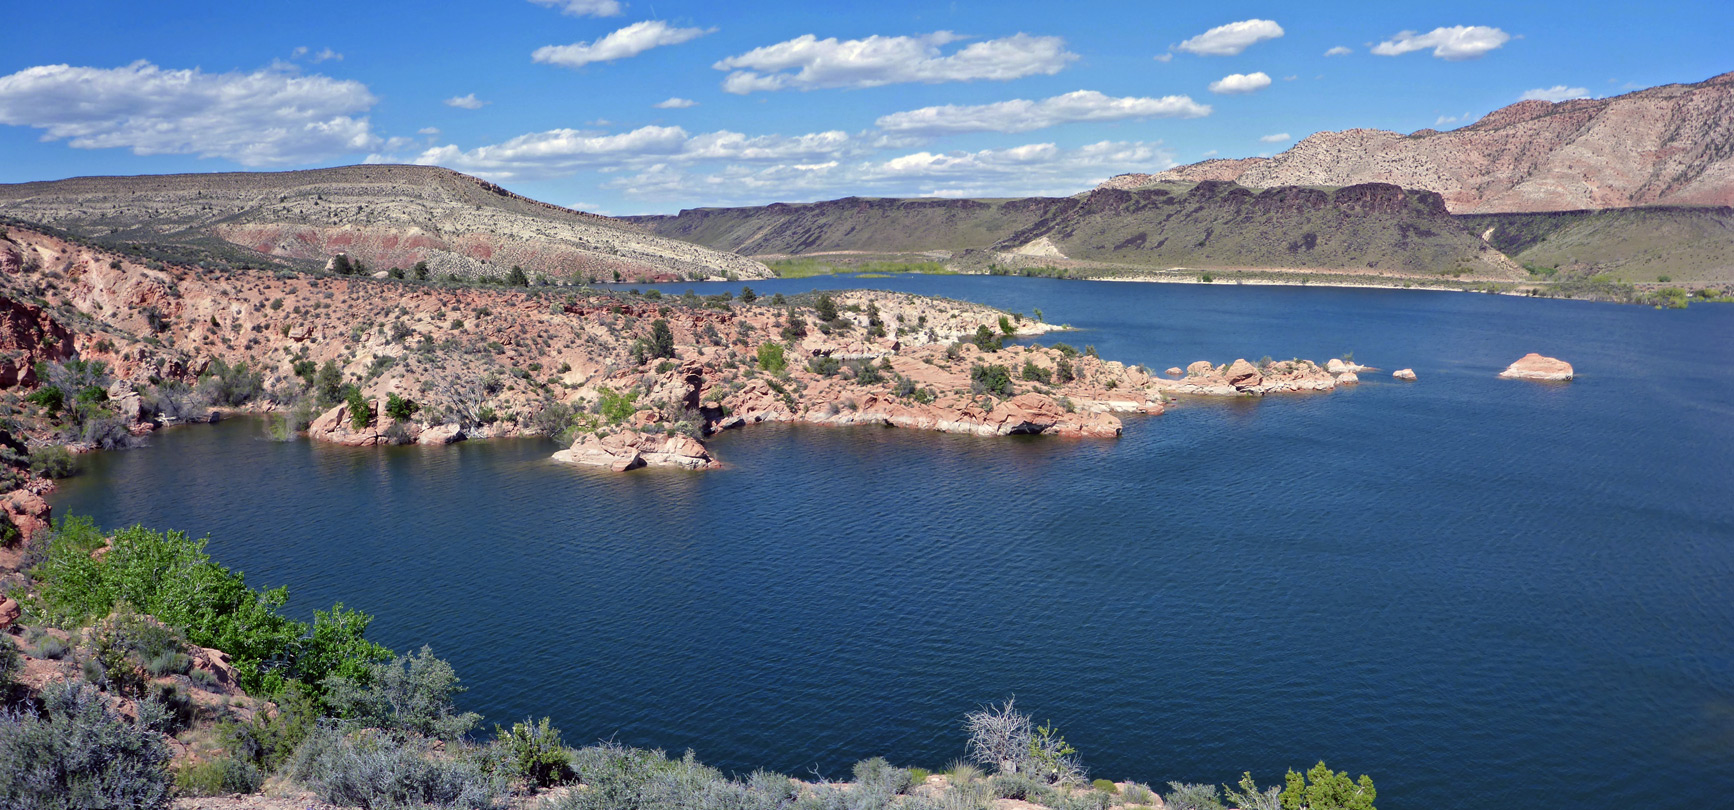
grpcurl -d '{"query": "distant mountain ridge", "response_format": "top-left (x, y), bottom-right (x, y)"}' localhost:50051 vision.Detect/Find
top-left (0, 165), bottom-right (769, 282)
top-left (630, 182), bottom-right (1523, 280)
top-left (1107, 71), bottom-right (1734, 214)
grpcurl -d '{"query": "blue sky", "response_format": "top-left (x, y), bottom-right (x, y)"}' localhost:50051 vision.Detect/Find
top-left (2, 0), bottom-right (1729, 214)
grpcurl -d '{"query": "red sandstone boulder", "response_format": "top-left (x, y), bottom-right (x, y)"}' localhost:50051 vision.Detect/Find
top-left (0, 597), bottom-right (20, 630)
top-left (1499, 353), bottom-right (1573, 381)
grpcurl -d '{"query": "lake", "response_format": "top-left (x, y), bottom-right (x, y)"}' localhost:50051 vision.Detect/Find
top-left (51, 277), bottom-right (1734, 809)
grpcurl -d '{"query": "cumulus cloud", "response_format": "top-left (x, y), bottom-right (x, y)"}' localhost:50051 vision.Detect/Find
top-left (600, 139), bottom-right (1175, 203)
top-left (0, 60), bottom-right (379, 165)
top-left (527, 0), bottom-right (623, 17)
top-left (1520, 85), bottom-right (1590, 102)
top-left (1208, 72), bottom-right (1272, 95)
top-left (1324, 46), bottom-right (1352, 57)
top-left (534, 21), bottom-right (714, 69)
top-left (1434, 112), bottom-right (1471, 126)
top-left (1259, 132), bottom-right (1290, 143)
top-left (1176, 19), bottom-right (1284, 56)
top-left (444, 93), bottom-right (488, 109)
top-left (874, 90), bottom-right (1209, 135)
top-left (411, 125), bottom-right (854, 181)
top-left (418, 126), bottom-right (442, 136)
top-left (1372, 26), bottom-right (1510, 60)
top-left (712, 31), bottom-right (1076, 93)
top-left (1153, 53), bottom-right (1173, 63)
top-left (653, 96), bottom-right (697, 109)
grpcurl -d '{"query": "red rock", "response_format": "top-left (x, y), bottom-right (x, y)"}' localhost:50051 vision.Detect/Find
top-left (0, 597), bottom-right (19, 630)
top-left (1393, 368), bottom-right (1417, 380)
top-left (1499, 353), bottom-right (1573, 381)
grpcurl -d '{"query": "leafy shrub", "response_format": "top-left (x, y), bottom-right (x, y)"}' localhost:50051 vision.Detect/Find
top-left (558, 743), bottom-right (800, 810)
top-left (385, 393), bottom-right (419, 423)
top-left (969, 365), bottom-right (1012, 397)
top-left (288, 726), bottom-right (505, 810)
top-left (596, 387), bottom-right (639, 425)
top-left (647, 319), bottom-right (676, 360)
top-left (175, 754), bottom-right (264, 797)
top-left (848, 359), bottom-right (884, 385)
top-left (196, 358), bottom-right (265, 407)
top-left (1021, 361), bottom-right (1052, 385)
top-left (489, 716), bottom-right (575, 788)
top-left (739, 286), bottom-right (757, 303)
top-left (0, 680), bottom-right (173, 809)
top-left (853, 756), bottom-right (912, 795)
top-left (28, 444), bottom-right (76, 478)
top-left (757, 342), bottom-right (787, 374)
top-left (807, 356), bottom-right (841, 376)
top-left (216, 680), bottom-right (321, 774)
top-left (815, 294), bottom-right (840, 323)
top-left (971, 325), bottom-right (1002, 352)
top-left (1054, 358), bottom-right (1075, 384)
top-left (1165, 782), bottom-right (1225, 810)
top-left (1093, 778), bottom-right (1119, 793)
top-left (999, 315), bottom-right (1015, 335)
top-left (345, 387), bottom-right (372, 430)
top-left (29, 517), bottom-right (389, 698)
top-left (1280, 762), bottom-right (1376, 810)
top-left (1223, 772), bottom-right (1282, 810)
top-left (908, 767), bottom-right (931, 784)
top-left (781, 311), bottom-right (808, 340)
top-left (314, 361), bottom-right (346, 407)
top-left (328, 646), bottom-right (480, 742)
top-left (0, 637), bottom-right (18, 692)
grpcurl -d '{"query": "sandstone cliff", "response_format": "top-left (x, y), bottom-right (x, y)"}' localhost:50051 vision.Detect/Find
top-left (1118, 71), bottom-right (1734, 214)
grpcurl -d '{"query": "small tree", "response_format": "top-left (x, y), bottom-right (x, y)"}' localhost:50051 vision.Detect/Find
top-left (756, 342), bottom-right (787, 374)
top-left (815, 294), bottom-right (839, 323)
top-left (327, 646), bottom-right (480, 742)
top-left (999, 315), bottom-right (1015, 335)
top-left (329, 254), bottom-right (353, 276)
top-left (507, 265), bottom-right (529, 287)
top-left (412, 260), bottom-right (430, 281)
top-left (345, 388), bottom-right (372, 430)
top-left (314, 361), bottom-right (346, 407)
top-left (1281, 762), bottom-right (1376, 810)
top-left (385, 394), bottom-right (419, 423)
top-left (647, 320), bottom-right (676, 360)
top-left (972, 325), bottom-right (1003, 352)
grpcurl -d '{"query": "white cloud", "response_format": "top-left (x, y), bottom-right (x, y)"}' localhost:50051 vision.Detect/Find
top-left (1208, 72), bottom-right (1271, 95)
top-left (1201, 149), bottom-right (1219, 157)
top-left (600, 139), bottom-right (1174, 203)
top-left (1153, 53), bottom-right (1173, 63)
top-left (1259, 132), bottom-right (1290, 143)
top-left (410, 125), bottom-right (856, 181)
top-left (444, 93), bottom-right (488, 109)
top-left (418, 126), bottom-right (442, 136)
top-left (1324, 46), bottom-right (1352, 57)
top-left (712, 31), bottom-right (1076, 93)
top-left (1176, 19), bottom-right (1284, 56)
top-left (311, 48), bottom-right (343, 63)
top-left (653, 97), bottom-right (697, 109)
top-left (0, 60), bottom-right (379, 166)
top-left (527, 0), bottom-right (623, 17)
top-left (1519, 85), bottom-right (1589, 102)
top-left (1372, 26), bottom-right (1510, 60)
top-left (1434, 112), bottom-right (1471, 126)
top-left (875, 90), bottom-right (1209, 135)
top-left (534, 21), bottom-right (714, 69)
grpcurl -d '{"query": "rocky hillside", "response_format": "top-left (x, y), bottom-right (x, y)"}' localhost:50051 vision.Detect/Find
top-left (0, 222), bottom-right (1187, 470)
top-left (1458, 206), bottom-right (1734, 282)
top-left (0, 165), bottom-right (769, 283)
top-left (634, 183), bottom-right (1523, 280)
top-left (1117, 71), bottom-right (1734, 214)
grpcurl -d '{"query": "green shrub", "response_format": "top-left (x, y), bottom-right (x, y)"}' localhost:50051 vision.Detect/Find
top-left (781, 311), bottom-right (808, 340)
top-left (1223, 772), bottom-right (1282, 810)
top-left (854, 756), bottom-right (912, 795)
top-left (1094, 778), bottom-right (1120, 793)
top-left (328, 646), bottom-right (480, 742)
top-left (1021, 361), bottom-right (1052, 385)
top-left (972, 325), bottom-right (1002, 352)
top-left (314, 361), bottom-right (345, 407)
top-left (558, 743), bottom-right (799, 810)
top-left (196, 358), bottom-right (264, 407)
top-left (28, 444), bottom-right (76, 478)
top-left (596, 387), bottom-right (639, 425)
top-left (908, 767), bottom-right (931, 784)
top-left (739, 286), bottom-right (757, 303)
top-left (28, 517), bottom-right (388, 699)
top-left (807, 356), bottom-right (841, 376)
top-left (647, 319), bottom-right (676, 360)
top-left (1054, 358), bottom-right (1075, 384)
top-left (1280, 762), bottom-right (1375, 810)
top-left (490, 717), bottom-right (575, 788)
top-left (999, 315), bottom-right (1015, 335)
top-left (174, 755), bottom-right (264, 797)
top-left (288, 726), bottom-right (505, 809)
top-left (1166, 782), bottom-right (1225, 810)
top-left (815, 294), bottom-right (840, 322)
top-left (970, 364), bottom-right (1012, 397)
top-left (385, 393), bottom-right (419, 422)
top-left (345, 387), bottom-right (372, 430)
top-left (0, 637), bottom-right (18, 692)
top-left (756, 342), bottom-right (787, 374)
top-left (848, 358), bottom-right (884, 385)
top-left (0, 680), bottom-right (173, 809)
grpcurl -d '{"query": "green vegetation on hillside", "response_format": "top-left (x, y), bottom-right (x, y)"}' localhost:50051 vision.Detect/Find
top-left (1461, 207), bottom-right (1734, 284)
top-left (767, 257), bottom-right (955, 278)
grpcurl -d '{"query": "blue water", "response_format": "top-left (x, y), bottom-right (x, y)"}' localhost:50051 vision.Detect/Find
top-left (51, 277), bottom-right (1734, 809)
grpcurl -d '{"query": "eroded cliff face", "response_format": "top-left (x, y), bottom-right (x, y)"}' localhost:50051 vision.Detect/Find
top-left (0, 165), bottom-right (770, 283)
top-left (1118, 71), bottom-right (1734, 213)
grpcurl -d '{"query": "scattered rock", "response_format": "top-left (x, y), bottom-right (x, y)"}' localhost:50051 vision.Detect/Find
top-left (0, 597), bottom-right (19, 630)
top-left (416, 423), bottom-right (464, 446)
top-left (1393, 368), bottom-right (1417, 381)
top-left (1499, 353), bottom-right (1574, 381)
top-left (1164, 366), bottom-right (1183, 377)
top-left (1185, 360), bottom-right (1215, 377)
top-left (1335, 372), bottom-right (1359, 384)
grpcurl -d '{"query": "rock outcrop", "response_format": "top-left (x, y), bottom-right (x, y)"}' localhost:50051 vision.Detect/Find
top-left (554, 432), bottom-right (718, 471)
top-left (1393, 368), bottom-right (1417, 381)
top-left (1117, 71), bottom-right (1734, 213)
top-left (1499, 353), bottom-right (1575, 381)
top-left (0, 295), bottom-right (75, 388)
top-left (1157, 359), bottom-right (1338, 396)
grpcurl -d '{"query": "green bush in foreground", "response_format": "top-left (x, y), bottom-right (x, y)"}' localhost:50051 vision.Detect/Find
top-left (490, 716), bottom-right (576, 788)
top-left (757, 341), bottom-right (788, 374)
top-left (288, 726), bottom-right (506, 809)
top-left (27, 517), bottom-right (389, 700)
top-left (1281, 762), bottom-right (1376, 810)
top-left (0, 680), bottom-right (173, 809)
top-left (328, 646), bottom-right (481, 742)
